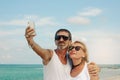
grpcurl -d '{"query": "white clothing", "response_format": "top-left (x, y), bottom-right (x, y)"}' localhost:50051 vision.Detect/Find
top-left (70, 63), bottom-right (90, 80)
top-left (43, 50), bottom-right (71, 80)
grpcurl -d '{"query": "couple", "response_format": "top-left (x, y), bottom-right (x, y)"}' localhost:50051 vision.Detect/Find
top-left (25, 27), bottom-right (99, 80)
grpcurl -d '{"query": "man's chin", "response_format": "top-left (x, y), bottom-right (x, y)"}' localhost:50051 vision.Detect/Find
top-left (58, 46), bottom-right (67, 50)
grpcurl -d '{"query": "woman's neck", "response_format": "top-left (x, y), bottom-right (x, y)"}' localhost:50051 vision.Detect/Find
top-left (72, 58), bottom-right (82, 67)
top-left (70, 61), bottom-right (85, 77)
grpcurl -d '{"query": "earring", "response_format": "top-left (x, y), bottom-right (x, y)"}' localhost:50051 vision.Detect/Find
top-left (82, 56), bottom-right (85, 58)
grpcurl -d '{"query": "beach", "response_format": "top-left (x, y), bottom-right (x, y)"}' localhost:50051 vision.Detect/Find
top-left (99, 64), bottom-right (120, 80)
top-left (101, 76), bottom-right (120, 80)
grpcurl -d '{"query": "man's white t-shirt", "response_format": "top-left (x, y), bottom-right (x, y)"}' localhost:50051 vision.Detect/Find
top-left (43, 50), bottom-right (71, 80)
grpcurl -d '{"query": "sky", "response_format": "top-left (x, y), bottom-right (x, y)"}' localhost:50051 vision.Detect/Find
top-left (0, 0), bottom-right (120, 64)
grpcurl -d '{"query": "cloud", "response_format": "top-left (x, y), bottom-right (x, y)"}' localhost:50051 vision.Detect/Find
top-left (67, 7), bottom-right (102, 25)
top-left (23, 15), bottom-right (39, 20)
top-left (23, 15), bottom-right (59, 26)
top-left (88, 38), bottom-right (120, 64)
top-left (36, 17), bottom-right (59, 26)
top-left (0, 53), bottom-right (13, 64)
top-left (0, 28), bottom-right (24, 37)
top-left (78, 7), bottom-right (102, 16)
top-left (67, 16), bottom-right (90, 25)
top-left (0, 19), bottom-right (27, 26)
top-left (1, 54), bottom-right (12, 59)
top-left (71, 30), bottom-right (120, 64)
top-left (0, 15), bottom-right (59, 26)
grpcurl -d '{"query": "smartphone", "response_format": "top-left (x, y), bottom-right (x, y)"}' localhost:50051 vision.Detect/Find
top-left (28, 21), bottom-right (36, 36)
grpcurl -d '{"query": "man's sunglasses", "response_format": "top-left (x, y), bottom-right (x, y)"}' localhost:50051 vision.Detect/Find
top-left (55, 35), bottom-right (69, 41)
top-left (68, 46), bottom-right (81, 51)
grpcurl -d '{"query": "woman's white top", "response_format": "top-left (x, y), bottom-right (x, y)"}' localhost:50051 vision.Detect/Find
top-left (43, 50), bottom-right (71, 80)
top-left (70, 62), bottom-right (90, 80)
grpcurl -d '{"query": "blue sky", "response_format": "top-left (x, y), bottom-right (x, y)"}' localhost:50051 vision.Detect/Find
top-left (0, 0), bottom-right (120, 64)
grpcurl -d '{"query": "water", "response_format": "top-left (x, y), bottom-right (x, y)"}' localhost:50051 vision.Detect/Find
top-left (0, 64), bottom-right (43, 80)
top-left (99, 64), bottom-right (120, 80)
top-left (0, 64), bottom-right (120, 80)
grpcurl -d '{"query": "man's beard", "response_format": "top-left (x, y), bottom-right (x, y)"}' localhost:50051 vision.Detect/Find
top-left (58, 46), bottom-right (66, 50)
top-left (57, 41), bottom-right (68, 50)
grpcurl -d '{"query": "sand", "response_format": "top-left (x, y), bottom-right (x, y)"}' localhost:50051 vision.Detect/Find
top-left (100, 75), bottom-right (120, 80)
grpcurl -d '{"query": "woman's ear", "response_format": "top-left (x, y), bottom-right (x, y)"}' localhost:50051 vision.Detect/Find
top-left (82, 53), bottom-right (85, 58)
top-left (82, 56), bottom-right (85, 58)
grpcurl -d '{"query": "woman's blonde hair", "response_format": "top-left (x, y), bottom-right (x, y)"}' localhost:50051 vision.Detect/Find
top-left (74, 41), bottom-right (89, 62)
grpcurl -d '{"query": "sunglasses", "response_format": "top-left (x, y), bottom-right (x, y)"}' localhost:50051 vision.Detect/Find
top-left (55, 35), bottom-right (69, 41)
top-left (68, 46), bottom-right (81, 51)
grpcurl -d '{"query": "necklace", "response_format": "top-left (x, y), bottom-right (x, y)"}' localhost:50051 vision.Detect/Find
top-left (72, 62), bottom-right (82, 69)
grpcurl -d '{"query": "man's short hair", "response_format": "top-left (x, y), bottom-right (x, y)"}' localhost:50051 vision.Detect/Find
top-left (55, 29), bottom-right (72, 41)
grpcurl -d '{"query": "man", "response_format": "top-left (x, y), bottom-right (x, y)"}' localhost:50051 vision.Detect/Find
top-left (25, 27), bottom-right (99, 80)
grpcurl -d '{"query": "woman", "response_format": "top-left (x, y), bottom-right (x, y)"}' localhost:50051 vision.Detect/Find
top-left (68, 41), bottom-right (99, 80)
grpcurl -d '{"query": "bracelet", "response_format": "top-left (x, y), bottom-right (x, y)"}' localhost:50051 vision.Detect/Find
top-left (28, 40), bottom-right (34, 48)
top-left (30, 43), bottom-right (34, 48)
top-left (25, 35), bottom-right (30, 38)
top-left (28, 44), bottom-right (34, 49)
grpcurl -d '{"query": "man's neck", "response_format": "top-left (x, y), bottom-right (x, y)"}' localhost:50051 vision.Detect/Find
top-left (55, 49), bottom-right (67, 64)
top-left (56, 48), bottom-right (67, 55)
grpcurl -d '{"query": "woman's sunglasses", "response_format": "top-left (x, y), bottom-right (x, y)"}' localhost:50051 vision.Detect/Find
top-left (68, 46), bottom-right (81, 51)
top-left (55, 35), bottom-right (69, 41)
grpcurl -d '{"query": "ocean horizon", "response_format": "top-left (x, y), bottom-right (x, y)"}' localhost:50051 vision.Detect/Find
top-left (0, 64), bottom-right (120, 80)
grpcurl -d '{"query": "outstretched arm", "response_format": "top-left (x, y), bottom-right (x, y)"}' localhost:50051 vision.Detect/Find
top-left (25, 27), bottom-right (53, 65)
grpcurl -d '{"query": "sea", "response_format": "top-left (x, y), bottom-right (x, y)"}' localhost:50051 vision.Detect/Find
top-left (0, 64), bottom-right (43, 80)
top-left (0, 64), bottom-right (120, 80)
